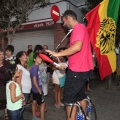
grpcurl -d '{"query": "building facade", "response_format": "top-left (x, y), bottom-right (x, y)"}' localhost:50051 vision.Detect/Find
top-left (1, 0), bottom-right (85, 54)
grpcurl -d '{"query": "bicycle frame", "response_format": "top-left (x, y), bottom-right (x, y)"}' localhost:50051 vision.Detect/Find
top-left (66, 96), bottom-right (97, 120)
top-left (76, 97), bottom-right (97, 120)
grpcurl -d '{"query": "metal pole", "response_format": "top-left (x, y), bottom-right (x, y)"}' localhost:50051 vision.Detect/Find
top-left (50, 29), bottom-right (73, 58)
top-left (54, 29), bottom-right (73, 51)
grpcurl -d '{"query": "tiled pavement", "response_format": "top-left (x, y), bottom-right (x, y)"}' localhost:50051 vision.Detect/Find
top-left (0, 79), bottom-right (120, 120)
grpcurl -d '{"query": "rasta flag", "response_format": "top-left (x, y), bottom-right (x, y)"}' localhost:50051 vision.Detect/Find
top-left (86, 0), bottom-right (120, 80)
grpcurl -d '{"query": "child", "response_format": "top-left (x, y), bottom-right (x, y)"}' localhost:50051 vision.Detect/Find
top-left (30, 53), bottom-right (45, 120)
top-left (5, 45), bottom-right (16, 69)
top-left (52, 48), bottom-right (66, 108)
top-left (6, 69), bottom-right (25, 120)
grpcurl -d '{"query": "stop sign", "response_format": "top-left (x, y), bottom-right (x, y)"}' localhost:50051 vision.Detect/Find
top-left (51, 5), bottom-right (60, 22)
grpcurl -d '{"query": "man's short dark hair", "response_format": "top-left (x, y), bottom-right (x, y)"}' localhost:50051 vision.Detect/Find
top-left (6, 45), bottom-right (14, 53)
top-left (34, 45), bottom-right (43, 53)
top-left (61, 10), bottom-right (77, 21)
top-left (33, 53), bottom-right (40, 59)
top-left (28, 45), bottom-right (32, 48)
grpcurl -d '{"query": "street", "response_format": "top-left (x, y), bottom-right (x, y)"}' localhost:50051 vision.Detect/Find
top-left (0, 79), bottom-right (120, 120)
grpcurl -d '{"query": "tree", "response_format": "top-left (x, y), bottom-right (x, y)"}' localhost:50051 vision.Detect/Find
top-left (81, 0), bottom-right (103, 15)
top-left (0, 0), bottom-right (49, 44)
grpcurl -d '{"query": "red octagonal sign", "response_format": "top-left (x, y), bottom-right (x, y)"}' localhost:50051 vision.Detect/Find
top-left (51, 5), bottom-right (60, 22)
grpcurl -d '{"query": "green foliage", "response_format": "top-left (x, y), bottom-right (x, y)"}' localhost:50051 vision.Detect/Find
top-left (0, 0), bottom-right (49, 42)
top-left (86, 0), bottom-right (103, 9)
top-left (81, 0), bottom-right (103, 15)
top-left (0, 0), bottom-right (49, 29)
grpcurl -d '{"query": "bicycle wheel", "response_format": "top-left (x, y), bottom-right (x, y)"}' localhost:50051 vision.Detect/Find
top-left (87, 100), bottom-right (97, 120)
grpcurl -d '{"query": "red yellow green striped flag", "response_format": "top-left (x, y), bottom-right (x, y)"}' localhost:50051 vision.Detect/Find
top-left (86, 0), bottom-right (120, 80)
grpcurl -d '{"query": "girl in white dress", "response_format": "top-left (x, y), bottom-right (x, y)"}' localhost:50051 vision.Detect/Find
top-left (52, 48), bottom-right (66, 108)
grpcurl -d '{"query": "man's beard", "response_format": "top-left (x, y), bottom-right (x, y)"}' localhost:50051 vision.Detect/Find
top-left (64, 25), bottom-right (72, 29)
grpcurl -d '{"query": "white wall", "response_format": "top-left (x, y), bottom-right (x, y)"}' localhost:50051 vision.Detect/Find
top-left (28, 1), bottom-right (68, 23)
top-left (28, 0), bottom-right (85, 23)
top-left (12, 0), bottom-right (86, 24)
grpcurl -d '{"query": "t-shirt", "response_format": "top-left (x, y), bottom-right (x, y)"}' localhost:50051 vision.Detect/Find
top-left (17, 64), bottom-right (31, 93)
top-left (28, 51), bottom-right (34, 69)
top-left (5, 55), bottom-right (16, 73)
top-left (39, 62), bottom-right (47, 84)
top-left (6, 81), bottom-right (22, 111)
top-left (68, 23), bottom-right (94, 72)
top-left (5, 55), bottom-right (16, 64)
top-left (30, 64), bottom-right (42, 93)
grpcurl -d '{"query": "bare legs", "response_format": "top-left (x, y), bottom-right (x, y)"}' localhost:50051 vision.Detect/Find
top-left (54, 84), bottom-right (63, 107)
top-left (66, 99), bottom-right (87, 120)
top-left (32, 100), bottom-right (45, 120)
top-left (40, 102), bottom-right (45, 120)
top-left (66, 105), bottom-right (77, 120)
top-left (32, 101), bottom-right (37, 117)
top-left (79, 100), bottom-right (87, 114)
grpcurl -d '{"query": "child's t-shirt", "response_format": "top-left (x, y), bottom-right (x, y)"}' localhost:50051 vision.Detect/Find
top-left (30, 64), bottom-right (43, 93)
top-left (5, 55), bottom-right (16, 73)
top-left (39, 62), bottom-right (47, 84)
top-left (6, 81), bottom-right (22, 111)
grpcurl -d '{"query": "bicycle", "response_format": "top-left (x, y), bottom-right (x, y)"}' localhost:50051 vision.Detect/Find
top-left (66, 96), bottom-right (97, 120)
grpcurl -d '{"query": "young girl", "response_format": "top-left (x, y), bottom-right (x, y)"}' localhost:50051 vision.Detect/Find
top-left (52, 48), bottom-right (66, 108)
top-left (6, 69), bottom-right (25, 120)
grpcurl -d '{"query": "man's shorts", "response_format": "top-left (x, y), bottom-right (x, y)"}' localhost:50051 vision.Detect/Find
top-left (64, 69), bottom-right (90, 103)
top-left (32, 92), bottom-right (45, 105)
